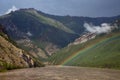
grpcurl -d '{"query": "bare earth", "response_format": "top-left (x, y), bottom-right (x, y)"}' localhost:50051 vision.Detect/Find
top-left (0, 66), bottom-right (120, 80)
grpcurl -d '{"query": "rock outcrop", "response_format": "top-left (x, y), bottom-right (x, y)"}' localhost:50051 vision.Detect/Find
top-left (0, 24), bottom-right (44, 71)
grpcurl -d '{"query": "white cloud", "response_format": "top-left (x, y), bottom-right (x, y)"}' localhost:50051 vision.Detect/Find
top-left (5, 5), bottom-right (18, 14)
top-left (26, 31), bottom-right (33, 36)
top-left (84, 23), bottom-right (117, 34)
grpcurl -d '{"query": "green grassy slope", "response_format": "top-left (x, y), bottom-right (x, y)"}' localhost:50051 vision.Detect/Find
top-left (48, 32), bottom-right (120, 69)
top-left (25, 9), bottom-right (75, 34)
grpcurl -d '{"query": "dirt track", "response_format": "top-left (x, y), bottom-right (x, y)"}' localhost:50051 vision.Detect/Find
top-left (0, 66), bottom-right (120, 80)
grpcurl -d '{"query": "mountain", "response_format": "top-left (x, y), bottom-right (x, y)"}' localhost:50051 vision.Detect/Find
top-left (48, 21), bottom-right (120, 69)
top-left (40, 12), bottom-right (120, 34)
top-left (0, 24), bottom-right (44, 71)
top-left (0, 8), bottom-right (79, 58)
top-left (0, 8), bottom-right (120, 59)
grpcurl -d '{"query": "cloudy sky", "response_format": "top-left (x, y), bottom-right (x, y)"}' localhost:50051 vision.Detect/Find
top-left (0, 0), bottom-right (120, 17)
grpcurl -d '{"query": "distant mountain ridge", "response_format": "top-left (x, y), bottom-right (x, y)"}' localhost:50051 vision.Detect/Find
top-left (37, 10), bottom-right (120, 34)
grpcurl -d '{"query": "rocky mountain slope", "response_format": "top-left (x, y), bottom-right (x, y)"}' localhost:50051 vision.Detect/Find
top-left (68, 32), bottom-right (96, 46)
top-left (0, 24), bottom-right (44, 71)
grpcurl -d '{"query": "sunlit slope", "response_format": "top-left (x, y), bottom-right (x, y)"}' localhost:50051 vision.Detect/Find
top-left (0, 25), bottom-right (44, 72)
top-left (48, 32), bottom-right (120, 69)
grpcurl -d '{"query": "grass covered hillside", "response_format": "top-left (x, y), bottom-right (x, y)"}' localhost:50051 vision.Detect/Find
top-left (48, 32), bottom-right (120, 69)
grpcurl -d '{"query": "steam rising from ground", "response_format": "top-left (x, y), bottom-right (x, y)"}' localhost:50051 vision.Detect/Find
top-left (84, 23), bottom-right (117, 34)
top-left (5, 5), bottom-right (18, 14)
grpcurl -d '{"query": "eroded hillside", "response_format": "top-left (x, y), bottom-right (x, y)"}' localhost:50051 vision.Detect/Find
top-left (0, 24), bottom-right (44, 71)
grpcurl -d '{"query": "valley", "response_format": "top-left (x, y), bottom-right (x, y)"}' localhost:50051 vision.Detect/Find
top-left (0, 66), bottom-right (120, 80)
top-left (0, 7), bottom-right (120, 80)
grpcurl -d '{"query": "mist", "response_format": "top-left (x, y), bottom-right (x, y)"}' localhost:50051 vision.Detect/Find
top-left (5, 5), bottom-right (18, 14)
top-left (84, 23), bottom-right (117, 34)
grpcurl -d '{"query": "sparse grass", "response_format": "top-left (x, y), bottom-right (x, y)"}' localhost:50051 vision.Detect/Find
top-left (0, 60), bottom-right (23, 72)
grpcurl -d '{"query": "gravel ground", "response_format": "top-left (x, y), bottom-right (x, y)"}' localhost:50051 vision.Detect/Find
top-left (0, 66), bottom-right (120, 80)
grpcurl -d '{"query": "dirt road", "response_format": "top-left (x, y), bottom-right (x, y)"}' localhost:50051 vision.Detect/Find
top-left (0, 66), bottom-right (120, 80)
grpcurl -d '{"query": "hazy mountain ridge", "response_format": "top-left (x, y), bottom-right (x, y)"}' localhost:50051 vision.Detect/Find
top-left (41, 12), bottom-right (120, 34)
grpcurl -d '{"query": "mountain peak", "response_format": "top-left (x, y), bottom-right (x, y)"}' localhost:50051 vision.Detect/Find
top-left (19, 8), bottom-right (36, 11)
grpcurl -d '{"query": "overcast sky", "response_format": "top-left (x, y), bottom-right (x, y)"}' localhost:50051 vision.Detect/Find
top-left (0, 0), bottom-right (120, 17)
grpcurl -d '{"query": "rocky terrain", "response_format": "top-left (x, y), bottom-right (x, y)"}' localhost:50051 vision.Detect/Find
top-left (0, 24), bottom-right (44, 71)
top-left (68, 32), bottom-right (96, 46)
top-left (0, 66), bottom-right (120, 80)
